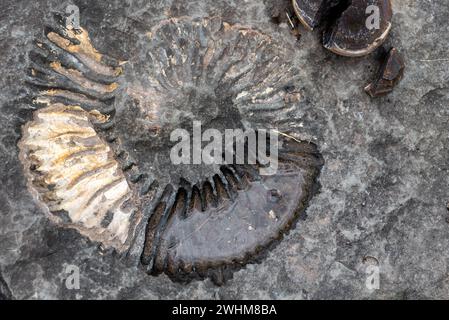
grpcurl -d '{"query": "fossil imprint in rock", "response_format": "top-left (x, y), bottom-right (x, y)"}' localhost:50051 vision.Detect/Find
top-left (21, 15), bottom-right (323, 283)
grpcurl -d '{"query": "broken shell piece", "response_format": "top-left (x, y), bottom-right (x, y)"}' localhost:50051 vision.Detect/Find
top-left (292, 0), bottom-right (341, 30)
top-left (323, 0), bottom-right (393, 57)
top-left (365, 47), bottom-right (405, 97)
top-left (19, 104), bottom-right (137, 251)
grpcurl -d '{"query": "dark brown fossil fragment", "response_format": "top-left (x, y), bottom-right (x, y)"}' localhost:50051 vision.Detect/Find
top-left (293, 0), bottom-right (393, 57)
top-left (365, 48), bottom-right (405, 97)
top-left (324, 0), bottom-right (393, 57)
top-left (21, 15), bottom-right (323, 284)
top-left (292, 0), bottom-right (341, 30)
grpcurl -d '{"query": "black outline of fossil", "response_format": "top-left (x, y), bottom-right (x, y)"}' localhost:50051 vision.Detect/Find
top-left (20, 15), bottom-right (324, 284)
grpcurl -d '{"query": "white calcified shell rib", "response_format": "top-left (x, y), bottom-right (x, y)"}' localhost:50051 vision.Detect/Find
top-left (19, 103), bottom-right (135, 251)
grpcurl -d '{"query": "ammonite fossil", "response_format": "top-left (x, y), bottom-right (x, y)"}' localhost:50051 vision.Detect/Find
top-left (21, 15), bottom-right (323, 284)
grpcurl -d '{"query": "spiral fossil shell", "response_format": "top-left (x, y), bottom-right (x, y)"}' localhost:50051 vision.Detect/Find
top-left (21, 15), bottom-right (323, 284)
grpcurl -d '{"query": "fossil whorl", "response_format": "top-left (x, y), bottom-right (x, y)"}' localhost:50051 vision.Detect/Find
top-left (21, 15), bottom-right (323, 284)
top-left (115, 16), bottom-right (305, 187)
top-left (19, 104), bottom-right (137, 251)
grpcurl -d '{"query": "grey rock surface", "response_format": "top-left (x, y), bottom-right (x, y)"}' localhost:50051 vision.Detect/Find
top-left (1, 0), bottom-right (449, 299)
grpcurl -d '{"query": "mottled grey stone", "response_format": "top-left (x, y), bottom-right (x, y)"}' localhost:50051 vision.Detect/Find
top-left (1, 0), bottom-right (449, 299)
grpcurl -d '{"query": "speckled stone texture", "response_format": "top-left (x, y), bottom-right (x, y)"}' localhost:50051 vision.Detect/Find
top-left (1, 0), bottom-right (449, 299)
